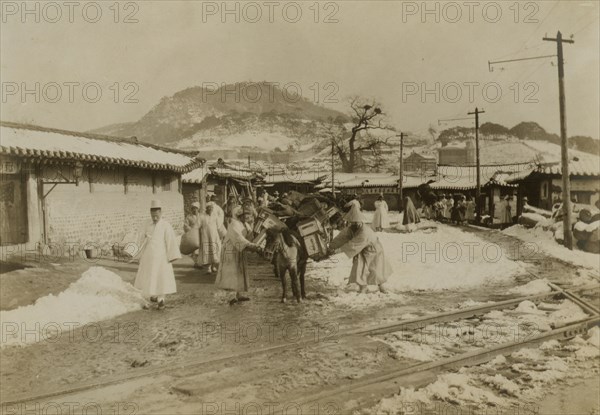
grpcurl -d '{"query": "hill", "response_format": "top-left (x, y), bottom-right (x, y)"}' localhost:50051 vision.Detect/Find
top-left (437, 121), bottom-right (599, 155)
top-left (90, 82), bottom-right (349, 151)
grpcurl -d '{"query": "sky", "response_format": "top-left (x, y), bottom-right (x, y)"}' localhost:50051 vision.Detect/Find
top-left (1, 0), bottom-right (599, 138)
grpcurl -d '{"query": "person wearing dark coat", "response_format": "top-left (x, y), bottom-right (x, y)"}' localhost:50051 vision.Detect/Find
top-left (402, 196), bottom-right (421, 229)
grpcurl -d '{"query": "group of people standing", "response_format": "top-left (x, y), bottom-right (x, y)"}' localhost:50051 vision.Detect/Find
top-left (133, 194), bottom-right (264, 309)
top-left (421, 193), bottom-right (476, 225)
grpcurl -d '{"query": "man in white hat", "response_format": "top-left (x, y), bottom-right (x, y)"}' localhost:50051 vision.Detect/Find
top-left (372, 193), bottom-right (390, 232)
top-left (134, 200), bottom-right (181, 310)
top-left (184, 201), bottom-right (201, 233)
top-left (207, 195), bottom-right (225, 227)
top-left (215, 206), bottom-right (262, 304)
top-left (328, 202), bottom-right (392, 294)
top-left (197, 202), bottom-right (226, 273)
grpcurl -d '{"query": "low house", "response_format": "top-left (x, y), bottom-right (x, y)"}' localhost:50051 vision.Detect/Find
top-left (437, 140), bottom-right (476, 165)
top-left (0, 121), bottom-right (202, 259)
top-left (329, 173), bottom-right (425, 210)
top-left (263, 170), bottom-right (327, 195)
top-left (403, 152), bottom-right (437, 175)
top-left (432, 164), bottom-right (524, 223)
top-left (500, 155), bottom-right (600, 210)
top-left (182, 162), bottom-right (264, 213)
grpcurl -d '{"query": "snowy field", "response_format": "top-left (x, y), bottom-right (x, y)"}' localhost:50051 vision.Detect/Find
top-left (0, 267), bottom-right (145, 348)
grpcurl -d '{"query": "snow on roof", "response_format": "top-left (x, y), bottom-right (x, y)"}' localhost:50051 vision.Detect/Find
top-left (521, 140), bottom-right (600, 176)
top-left (182, 165), bottom-right (262, 183)
top-left (265, 171), bottom-right (327, 184)
top-left (0, 122), bottom-right (201, 173)
top-left (431, 165), bottom-right (526, 190)
top-left (538, 156), bottom-right (600, 176)
top-left (491, 168), bottom-right (537, 185)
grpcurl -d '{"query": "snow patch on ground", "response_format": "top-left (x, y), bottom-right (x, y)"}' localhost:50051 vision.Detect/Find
top-left (372, 299), bottom-right (589, 365)
top-left (310, 223), bottom-right (527, 294)
top-left (0, 267), bottom-right (145, 347)
top-left (360, 327), bottom-right (599, 415)
top-left (507, 279), bottom-right (552, 295)
top-left (503, 224), bottom-right (599, 277)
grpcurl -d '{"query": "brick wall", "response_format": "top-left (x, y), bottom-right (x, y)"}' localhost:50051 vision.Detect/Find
top-left (43, 166), bottom-right (184, 249)
top-left (183, 183), bottom-right (202, 216)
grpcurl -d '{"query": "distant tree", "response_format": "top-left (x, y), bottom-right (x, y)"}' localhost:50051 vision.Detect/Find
top-left (273, 147), bottom-right (282, 153)
top-left (327, 98), bottom-right (395, 173)
top-left (570, 136), bottom-right (600, 155)
top-left (480, 122), bottom-right (510, 137)
top-left (428, 124), bottom-right (437, 142)
top-left (437, 126), bottom-right (474, 145)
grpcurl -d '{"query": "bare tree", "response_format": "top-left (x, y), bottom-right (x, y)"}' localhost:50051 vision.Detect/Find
top-left (328, 98), bottom-right (394, 173)
top-left (428, 124), bottom-right (437, 142)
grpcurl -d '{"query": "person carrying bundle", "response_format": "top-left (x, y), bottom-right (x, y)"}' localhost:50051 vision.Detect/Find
top-left (327, 202), bottom-right (392, 294)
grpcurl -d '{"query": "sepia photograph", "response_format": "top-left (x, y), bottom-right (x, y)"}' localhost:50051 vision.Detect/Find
top-left (0, 1), bottom-right (599, 414)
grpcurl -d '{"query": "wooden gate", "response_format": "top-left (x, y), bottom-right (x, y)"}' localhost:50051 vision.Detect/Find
top-left (0, 173), bottom-right (28, 245)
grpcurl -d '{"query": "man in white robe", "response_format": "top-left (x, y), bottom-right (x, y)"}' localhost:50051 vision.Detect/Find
top-left (197, 203), bottom-right (226, 273)
top-left (215, 206), bottom-right (262, 304)
top-left (328, 203), bottom-right (392, 293)
top-left (208, 196), bottom-right (225, 227)
top-left (372, 194), bottom-right (390, 231)
top-left (134, 200), bottom-right (181, 310)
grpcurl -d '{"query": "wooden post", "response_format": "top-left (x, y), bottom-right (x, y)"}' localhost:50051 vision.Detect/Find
top-left (544, 31), bottom-right (575, 249)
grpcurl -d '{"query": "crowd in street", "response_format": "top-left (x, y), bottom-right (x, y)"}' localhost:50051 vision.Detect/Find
top-left (129, 188), bottom-right (415, 309)
top-left (128, 186), bottom-right (518, 310)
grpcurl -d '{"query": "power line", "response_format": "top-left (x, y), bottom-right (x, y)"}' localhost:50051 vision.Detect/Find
top-left (572, 16), bottom-right (599, 37)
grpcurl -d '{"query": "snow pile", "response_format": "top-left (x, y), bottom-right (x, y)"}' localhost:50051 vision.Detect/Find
top-left (507, 278), bottom-right (552, 295)
top-left (0, 267), bottom-right (145, 348)
top-left (362, 327), bottom-right (600, 415)
top-left (310, 223), bottom-right (526, 292)
top-left (503, 224), bottom-right (599, 275)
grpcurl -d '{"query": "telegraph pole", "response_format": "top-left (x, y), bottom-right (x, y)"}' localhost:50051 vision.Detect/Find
top-left (397, 132), bottom-right (407, 209)
top-left (331, 138), bottom-right (336, 199)
top-left (467, 107), bottom-right (485, 221)
top-left (544, 31), bottom-right (574, 250)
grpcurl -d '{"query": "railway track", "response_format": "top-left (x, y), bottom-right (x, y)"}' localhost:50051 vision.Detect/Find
top-left (3, 282), bottom-right (598, 407)
top-left (274, 283), bottom-right (600, 414)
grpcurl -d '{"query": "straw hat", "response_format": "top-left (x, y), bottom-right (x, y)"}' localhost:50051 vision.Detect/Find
top-left (191, 202), bottom-right (200, 209)
top-left (150, 199), bottom-right (162, 209)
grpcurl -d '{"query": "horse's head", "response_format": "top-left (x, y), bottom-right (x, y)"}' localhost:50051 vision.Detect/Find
top-left (263, 226), bottom-right (294, 261)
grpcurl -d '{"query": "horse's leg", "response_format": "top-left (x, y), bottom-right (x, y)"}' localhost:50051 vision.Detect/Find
top-left (277, 256), bottom-right (287, 303)
top-left (289, 266), bottom-right (300, 303)
top-left (299, 260), bottom-right (307, 299)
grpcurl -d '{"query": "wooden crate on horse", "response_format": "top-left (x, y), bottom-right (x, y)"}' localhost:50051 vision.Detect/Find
top-left (297, 217), bottom-right (328, 260)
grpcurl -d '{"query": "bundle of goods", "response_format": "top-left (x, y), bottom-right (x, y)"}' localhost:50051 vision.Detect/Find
top-left (296, 217), bottom-right (329, 260)
top-left (253, 207), bottom-right (287, 247)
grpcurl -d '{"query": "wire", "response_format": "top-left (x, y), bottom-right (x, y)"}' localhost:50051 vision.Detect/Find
top-left (572, 16), bottom-right (599, 37)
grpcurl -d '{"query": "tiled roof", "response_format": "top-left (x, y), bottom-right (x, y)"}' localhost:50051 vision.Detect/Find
top-left (0, 121), bottom-right (202, 173)
top-left (430, 164), bottom-right (532, 190)
top-left (538, 156), bottom-right (600, 176)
